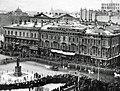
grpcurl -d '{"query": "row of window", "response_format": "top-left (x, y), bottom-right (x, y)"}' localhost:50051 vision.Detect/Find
top-left (5, 38), bottom-right (38, 45)
top-left (42, 34), bottom-right (79, 43)
top-left (42, 34), bottom-right (61, 41)
top-left (102, 3), bottom-right (120, 6)
top-left (102, 7), bottom-right (119, 9)
top-left (5, 30), bottom-right (38, 38)
top-left (80, 46), bottom-right (108, 58)
top-left (47, 27), bottom-right (81, 32)
top-left (41, 41), bottom-right (78, 52)
top-left (42, 34), bottom-right (112, 47)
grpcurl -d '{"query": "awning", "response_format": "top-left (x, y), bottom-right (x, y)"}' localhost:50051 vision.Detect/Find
top-left (51, 49), bottom-right (75, 56)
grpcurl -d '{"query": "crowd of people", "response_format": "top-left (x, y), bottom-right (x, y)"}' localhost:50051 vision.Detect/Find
top-left (0, 73), bottom-right (120, 91)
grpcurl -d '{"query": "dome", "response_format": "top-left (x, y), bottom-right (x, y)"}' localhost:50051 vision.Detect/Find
top-left (15, 7), bottom-right (22, 12)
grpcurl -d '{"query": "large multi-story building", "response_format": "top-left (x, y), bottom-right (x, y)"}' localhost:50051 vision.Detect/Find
top-left (39, 14), bottom-right (120, 68)
top-left (3, 13), bottom-right (120, 68)
top-left (101, 1), bottom-right (120, 11)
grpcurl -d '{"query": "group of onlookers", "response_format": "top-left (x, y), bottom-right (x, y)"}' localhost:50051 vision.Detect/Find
top-left (0, 73), bottom-right (120, 91)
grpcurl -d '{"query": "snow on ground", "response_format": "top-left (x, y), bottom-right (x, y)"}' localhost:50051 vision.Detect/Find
top-left (0, 54), bottom-right (12, 60)
top-left (0, 61), bottom-right (67, 91)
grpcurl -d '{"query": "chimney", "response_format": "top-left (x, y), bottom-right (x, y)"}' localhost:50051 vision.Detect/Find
top-left (41, 20), bottom-right (43, 27)
top-left (37, 12), bottom-right (39, 15)
top-left (12, 21), bottom-right (14, 24)
top-left (19, 19), bottom-right (22, 25)
top-left (34, 20), bottom-right (37, 25)
top-left (28, 18), bottom-right (30, 22)
top-left (24, 20), bottom-right (27, 25)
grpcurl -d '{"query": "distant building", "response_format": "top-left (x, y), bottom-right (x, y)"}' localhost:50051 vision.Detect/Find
top-left (8, 7), bottom-right (28, 16)
top-left (101, 0), bottom-right (120, 11)
top-left (80, 8), bottom-right (96, 22)
top-left (0, 7), bottom-right (29, 27)
top-left (0, 8), bottom-right (30, 34)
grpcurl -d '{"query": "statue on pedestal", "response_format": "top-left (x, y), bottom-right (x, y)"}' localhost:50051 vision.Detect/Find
top-left (17, 57), bottom-right (20, 67)
top-left (14, 57), bottom-right (22, 77)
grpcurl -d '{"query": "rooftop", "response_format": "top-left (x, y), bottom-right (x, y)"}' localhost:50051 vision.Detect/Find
top-left (41, 20), bottom-right (120, 36)
top-left (41, 21), bottom-right (87, 33)
top-left (33, 13), bottom-right (80, 19)
top-left (3, 22), bottom-right (44, 30)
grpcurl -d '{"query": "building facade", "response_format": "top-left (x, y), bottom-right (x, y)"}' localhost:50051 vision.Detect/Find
top-left (3, 20), bottom-right (42, 57)
top-left (101, 1), bottom-right (120, 11)
top-left (2, 13), bottom-right (120, 69)
top-left (39, 14), bottom-right (120, 68)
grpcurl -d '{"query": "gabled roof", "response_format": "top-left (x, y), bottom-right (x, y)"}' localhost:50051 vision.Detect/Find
top-left (57, 13), bottom-right (78, 20)
top-left (34, 12), bottom-right (53, 19)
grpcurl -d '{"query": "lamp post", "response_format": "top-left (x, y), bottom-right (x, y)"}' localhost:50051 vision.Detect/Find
top-left (97, 59), bottom-right (100, 80)
top-left (97, 34), bottom-right (102, 81)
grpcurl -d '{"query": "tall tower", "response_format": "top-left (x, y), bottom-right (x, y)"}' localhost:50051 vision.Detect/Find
top-left (80, 8), bottom-right (83, 22)
top-left (85, 8), bottom-right (87, 21)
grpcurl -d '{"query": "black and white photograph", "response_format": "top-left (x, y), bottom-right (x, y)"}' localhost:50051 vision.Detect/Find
top-left (0, 0), bottom-right (120, 91)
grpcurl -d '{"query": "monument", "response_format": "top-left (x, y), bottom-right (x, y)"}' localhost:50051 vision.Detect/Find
top-left (14, 58), bottom-right (22, 76)
top-left (0, 57), bottom-right (34, 84)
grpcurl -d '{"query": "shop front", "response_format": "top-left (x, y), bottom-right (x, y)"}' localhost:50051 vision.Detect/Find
top-left (29, 46), bottom-right (38, 57)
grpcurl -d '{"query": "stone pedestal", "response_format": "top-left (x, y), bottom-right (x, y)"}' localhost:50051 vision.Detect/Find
top-left (14, 66), bottom-right (22, 77)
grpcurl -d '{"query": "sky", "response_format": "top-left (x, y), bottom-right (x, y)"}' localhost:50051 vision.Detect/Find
top-left (0, 0), bottom-right (120, 12)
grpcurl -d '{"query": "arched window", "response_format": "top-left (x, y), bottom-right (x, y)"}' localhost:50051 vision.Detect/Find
top-left (27, 33), bottom-right (29, 37)
top-left (31, 33), bottom-right (33, 38)
top-left (8, 31), bottom-right (10, 35)
top-left (15, 31), bottom-right (17, 36)
top-left (19, 32), bottom-right (21, 36)
top-left (45, 40), bottom-right (50, 48)
top-left (34, 33), bottom-right (36, 38)
top-left (63, 36), bottom-right (66, 41)
top-left (23, 32), bottom-right (25, 37)
top-left (5, 30), bottom-right (6, 34)
top-left (11, 31), bottom-right (13, 35)
top-left (61, 42), bottom-right (67, 50)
